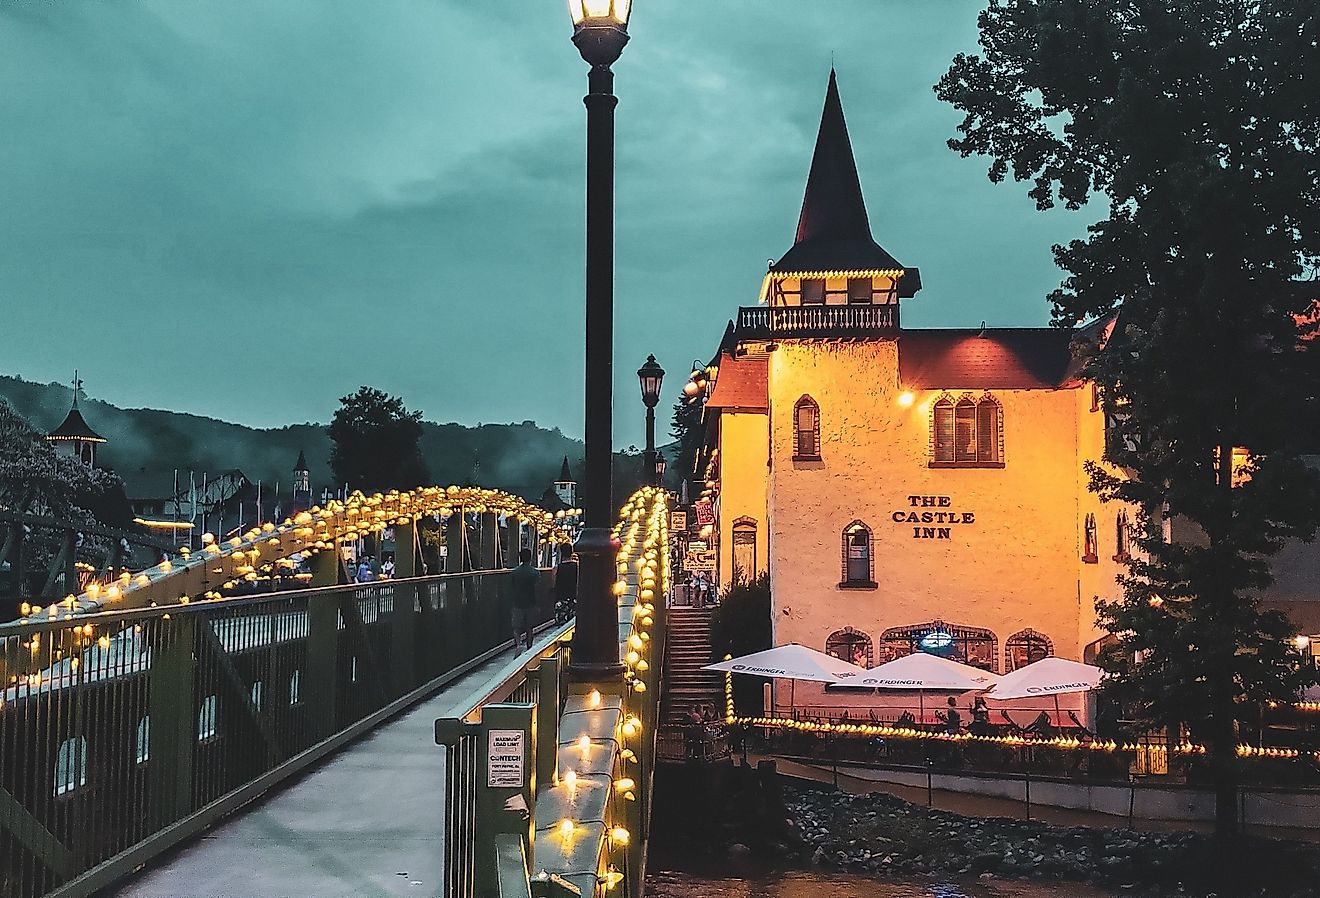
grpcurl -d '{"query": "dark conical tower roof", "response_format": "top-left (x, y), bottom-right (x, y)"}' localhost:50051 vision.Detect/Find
top-left (772, 70), bottom-right (920, 297)
top-left (294, 450), bottom-right (309, 472)
top-left (48, 406), bottom-right (105, 443)
top-left (558, 456), bottom-right (572, 482)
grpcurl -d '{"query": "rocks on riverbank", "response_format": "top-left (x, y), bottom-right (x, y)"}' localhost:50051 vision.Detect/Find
top-left (785, 785), bottom-right (1320, 897)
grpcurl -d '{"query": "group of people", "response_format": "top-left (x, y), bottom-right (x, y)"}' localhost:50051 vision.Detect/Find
top-left (683, 703), bottom-right (724, 760)
top-left (934, 695), bottom-right (1061, 738)
top-left (351, 554), bottom-right (395, 583)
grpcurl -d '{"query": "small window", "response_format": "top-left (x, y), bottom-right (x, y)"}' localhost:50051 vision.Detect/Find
top-left (801, 278), bottom-right (825, 305)
top-left (54, 736), bottom-right (88, 796)
top-left (826, 627), bottom-right (873, 668)
top-left (1006, 629), bottom-right (1054, 672)
top-left (794, 396), bottom-right (821, 460)
top-left (841, 521), bottom-right (874, 587)
top-left (847, 277), bottom-right (872, 304)
top-left (136, 717), bottom-right (150, 764)
top-left (1082, 513), bottom-right (1098, 563)
top-left (289, 670), bottom-right (302, 705)
top-left (198, 694), bottom-right (217, 741)
top-left (732, 519), bottom-right (757, 582)
top-left (251, 680), bottom-right (263, 711)
top-left (1114, 510), bottom-right (1131, 561)
top-left (932, 394), bottom-right (1003, 467)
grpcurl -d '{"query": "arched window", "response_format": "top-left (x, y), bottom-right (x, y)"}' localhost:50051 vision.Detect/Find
top-left (826, 627), bottom-right (873, 669)
top-left (1082, 513), bottom-right (1098, 563)
top-left (931, 393), bottom-right (1003, 467)
top-left (840, 521), bottom-right (874, 587)
top-left (878, 620), bottom-right (999, 673)
top-left (1006, 629), bottom-right (1054, 672)
top-left (1114, 510), bottom-right (1131, 561)
top-left (732, 517), bottom-right (757, 582)
top-left (793, 396), bottom-right (821, 460)
top-left (54, 736), bottom-right (87, 796)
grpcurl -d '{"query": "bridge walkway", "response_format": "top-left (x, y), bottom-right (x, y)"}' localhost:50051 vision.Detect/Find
top-left (106, 628), bottom-right (566, 898)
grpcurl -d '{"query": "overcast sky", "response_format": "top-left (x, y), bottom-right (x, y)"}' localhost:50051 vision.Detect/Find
top-left (0, 0), bottom-right (1088, 446)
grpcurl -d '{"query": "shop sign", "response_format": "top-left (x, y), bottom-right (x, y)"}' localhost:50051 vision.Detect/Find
top-left (694, 500), bottom-right (715, 527)
top-left (486, 730), bottom-right (524, 788)
top-left (891, 495), bottom-right (976, 540)
top-left (670, 510), bottom-right (688, 531)
top-left (684, 549), bottom-right (716, 572)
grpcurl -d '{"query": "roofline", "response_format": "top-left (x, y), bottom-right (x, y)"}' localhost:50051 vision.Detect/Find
top-left (46, 434), bottom-right (107, 443)
top-left (769, 267), bottom-right (906, 280)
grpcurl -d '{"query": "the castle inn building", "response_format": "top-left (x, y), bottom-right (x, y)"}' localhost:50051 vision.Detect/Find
top-left (694, 72), bottom-right (1320, 718)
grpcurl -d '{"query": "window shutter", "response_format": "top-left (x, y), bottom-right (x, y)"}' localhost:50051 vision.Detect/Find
top-left (933, 402), bottom-right (954, 462)
top-left (955, 401), bottom-right (977, 463)
top-left (976, 400), bottom-right (999, 463)
top-left (801, 278), bottom-right (825, 305)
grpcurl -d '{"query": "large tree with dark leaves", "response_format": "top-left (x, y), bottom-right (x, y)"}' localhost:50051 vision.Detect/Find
top-left (328, 387), bottom-right (429, 493)
top-left (937, 0), bottom-right (1320, 839)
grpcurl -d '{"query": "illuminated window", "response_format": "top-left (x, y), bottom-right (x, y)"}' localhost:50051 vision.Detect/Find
top-left (847, 277), bottom-right (872, 304)
top-left (54, 737), bottom-right (87, 796)
top-left (826, 627), bottom-right (873, 668)
top-left (1082, 513), bottom-right (1098, 563)
top-left (1114, 510), bottom-right (1131, 561)
top-left (840, 521), bottom-right (874, 587)
top-left (801, 278), bottom-right (825, 305)
top-left (732, 518), bottom-right (757, 582)
top-left (932, 394), bottom-right (1003, 467)
top-left (793, 396), bottom-right (821, 460)
top-left (879, 620), bottom-right (998, 673)
top-left (1006, 629), bottom-right (1054, 672)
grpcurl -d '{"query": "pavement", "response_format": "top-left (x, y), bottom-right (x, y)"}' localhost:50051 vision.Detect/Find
top-left (107, 629), bottom-right (566, 898)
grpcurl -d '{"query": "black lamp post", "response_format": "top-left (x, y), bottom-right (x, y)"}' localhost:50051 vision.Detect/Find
top-left (637, 354), bottom-right (665, 486)
top-left (654, 451), bottom-right (667, 487)
top-left (567, 0), bottom-right (633, 680)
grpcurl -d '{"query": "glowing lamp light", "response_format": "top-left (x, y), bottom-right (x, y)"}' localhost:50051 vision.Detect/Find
top-left (559, 818), bottom-right (576, 839)
top-left (578, 734), bottom-right (592, 759)
top-left (588, 689), bottom-right (602, 708)
top-left (610, 826), bottom-right (630, 846)
top-left (897, 390), bottom-right (916, 408)
top-left (1296, 635), bottom-right (1312, 650)
top-left (604, 868), bottom-right (625, 890)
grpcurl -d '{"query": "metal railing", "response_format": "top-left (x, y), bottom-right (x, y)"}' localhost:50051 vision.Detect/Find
top-left (736, 303), bottom-right (899, 338)
top-left (0, 569), bottom-right (554, 898)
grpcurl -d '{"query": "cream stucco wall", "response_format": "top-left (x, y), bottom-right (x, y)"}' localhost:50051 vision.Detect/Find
top-left (763, 339), bottom-right (1093, 714)
top-left (717, 410), bottom-right (769, 589)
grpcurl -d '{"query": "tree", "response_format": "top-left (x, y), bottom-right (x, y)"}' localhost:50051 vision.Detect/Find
top-left (669, 392), bottom-right (704, 493)
top-left (937, 0), bottom-right (1320, 841)
top-left (710, 573), bottom-right (772, 714)
top-left (328, 387), bottom-right (429, 493)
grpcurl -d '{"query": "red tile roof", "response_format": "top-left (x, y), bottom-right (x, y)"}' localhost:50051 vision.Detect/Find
top-left (707, 355), bottom-right (768, 411)
top-left (898, 328), bottom-right (1078, 391)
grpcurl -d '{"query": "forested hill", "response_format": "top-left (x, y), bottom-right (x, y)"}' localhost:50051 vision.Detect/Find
top-left (0, 374), bottom-right (600, 503)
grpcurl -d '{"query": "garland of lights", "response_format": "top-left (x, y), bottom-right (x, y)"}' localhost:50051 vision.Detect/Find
top-left (14, 485), bottom-right (572, 620)
top-left (723, 672), bottom-right (1320, 761)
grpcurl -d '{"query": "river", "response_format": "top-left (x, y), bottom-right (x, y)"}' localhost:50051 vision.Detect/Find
top-left (645, 867), bottom-right (1121, 898)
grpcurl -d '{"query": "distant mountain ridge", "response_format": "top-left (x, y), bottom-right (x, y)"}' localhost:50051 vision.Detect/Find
top-left (0, 374), bottom-right (591, 504)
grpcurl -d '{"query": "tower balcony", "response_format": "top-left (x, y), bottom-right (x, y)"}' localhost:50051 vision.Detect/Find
top-left (736, 303), bottom-right (900, 339)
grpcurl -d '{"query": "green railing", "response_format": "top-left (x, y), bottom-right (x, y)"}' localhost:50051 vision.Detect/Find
top-left (0, 570), bottom-right (555, 898)
top-left (435, 487), bottom-right (669, 898)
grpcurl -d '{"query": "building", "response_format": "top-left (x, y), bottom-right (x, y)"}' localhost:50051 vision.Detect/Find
top-left (696, 71), bottom-right (1320, 716)
top-left (45, 374), bottom-right (105, 467)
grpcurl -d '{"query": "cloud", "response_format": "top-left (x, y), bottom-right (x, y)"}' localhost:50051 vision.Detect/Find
top-left (0, 0), bottom-right (1089, 442)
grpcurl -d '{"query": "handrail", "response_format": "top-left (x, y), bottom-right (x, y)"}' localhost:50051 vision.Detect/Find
top-left (737, 303), bottom-right (899, 337)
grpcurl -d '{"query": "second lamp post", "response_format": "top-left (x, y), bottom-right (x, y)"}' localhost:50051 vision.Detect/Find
top-left (637, 354), bottom-right (665, 486)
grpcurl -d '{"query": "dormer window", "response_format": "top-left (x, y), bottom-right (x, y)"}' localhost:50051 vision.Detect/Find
top-left (801, 278), bottom-right (825, 305)
top-left (847, 277), bottom-right (872, 304)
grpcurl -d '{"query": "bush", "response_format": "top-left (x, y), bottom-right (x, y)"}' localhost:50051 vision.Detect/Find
top-left (710, 572), bottom-right (771, 716)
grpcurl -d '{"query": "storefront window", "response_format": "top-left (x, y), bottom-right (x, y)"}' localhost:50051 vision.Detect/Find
top-left (878, 620), bottom-right (999, 673)
top-left (1006, 629), bottom-right (1054, 671)
top-left (826, 627), bottom-right (873, 668)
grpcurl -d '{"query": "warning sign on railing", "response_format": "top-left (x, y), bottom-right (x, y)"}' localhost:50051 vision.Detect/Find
top-left (487, 730), bottom-right (525, 787)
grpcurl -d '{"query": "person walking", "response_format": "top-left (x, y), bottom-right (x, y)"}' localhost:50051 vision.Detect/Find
top-left (552, 544), bottom-right (579, 624)
top-left (356, 558), bottom-right (374, 583)
top-left (510, 548), bottom-right (539, 650)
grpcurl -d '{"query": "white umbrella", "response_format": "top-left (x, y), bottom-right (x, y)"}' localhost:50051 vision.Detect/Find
top-left (704, 643), bottom-right (871, 713)
top-left (986, 657), bottom-right (1104, 728)
top-left (856, 652), bottom-right (999, 725)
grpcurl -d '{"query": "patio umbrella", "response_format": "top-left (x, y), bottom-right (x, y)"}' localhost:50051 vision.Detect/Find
top-left (985, 657), bottom-right (1104, 726)
top-left (856, 652), bottom-right (999, 724)
top-left (704, 643), bottom-right (871, 712)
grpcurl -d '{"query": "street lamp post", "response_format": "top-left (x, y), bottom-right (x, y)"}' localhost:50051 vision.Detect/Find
top-left (567, 0), bottom-right (633, 680)
top-left (654, 451), bottom-right (667, 487)
top-left (637, 354), bottom-right (665, 486)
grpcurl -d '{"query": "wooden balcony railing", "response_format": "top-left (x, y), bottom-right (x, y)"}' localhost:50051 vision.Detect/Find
top-left (736, 303), bottom-right (900, 338)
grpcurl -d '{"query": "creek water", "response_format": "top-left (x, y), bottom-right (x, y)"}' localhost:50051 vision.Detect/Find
top-left (645, 867), bottom-right (1122, 898)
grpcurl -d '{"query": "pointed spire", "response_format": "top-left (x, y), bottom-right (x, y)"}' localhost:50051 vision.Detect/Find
top-left (772, 70), bottom-right (921, 296)
top-left (294, 450), bottom-right (308, 472)
top-left (558, 456), bottom-right (573, 483)
top-left (71, 370), bottom-right (82, 410)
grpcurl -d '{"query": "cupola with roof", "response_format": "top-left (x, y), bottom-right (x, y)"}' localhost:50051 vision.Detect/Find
top-left (291, 450), bottom-right (312, 513)
top-left (46, 372), bottom-right (106, 467)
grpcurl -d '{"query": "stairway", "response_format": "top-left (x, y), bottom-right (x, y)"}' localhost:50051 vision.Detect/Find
top-left (662, 606), bottom-right (724, 728)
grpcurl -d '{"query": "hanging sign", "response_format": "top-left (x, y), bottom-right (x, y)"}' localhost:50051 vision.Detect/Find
top-left (670, 510), bottom-right (688, 531)
top-left (694, 500), bottom-right (715, 527)
top-left (684, 549), bottom-right (716, 572)
top-left (486, 730), bottom-right (525, 788)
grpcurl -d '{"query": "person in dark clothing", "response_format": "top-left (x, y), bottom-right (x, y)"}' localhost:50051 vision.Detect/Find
top-left (553, 544), bottom-right (579, 624)
top-left (510, 548), bottom-right (539, 650)
top-left (942, 696), bottom-right (962, 733)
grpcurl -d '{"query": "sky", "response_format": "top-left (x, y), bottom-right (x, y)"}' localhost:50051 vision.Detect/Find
top-left (0, 0), bottom-right (1090, 447)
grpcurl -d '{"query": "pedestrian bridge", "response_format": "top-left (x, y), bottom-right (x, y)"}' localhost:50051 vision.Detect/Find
top-left (0, 486), bottom-right (669, 898)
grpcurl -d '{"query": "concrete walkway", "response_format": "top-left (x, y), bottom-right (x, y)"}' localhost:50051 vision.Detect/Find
top-left (109, 631), bottom-right (565, 898)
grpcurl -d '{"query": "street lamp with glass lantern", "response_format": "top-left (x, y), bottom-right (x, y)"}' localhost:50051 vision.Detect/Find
top-left (637, 354), bottom-right (665, 486)
top-left (654, 451), bottom-right (667, 487)
top-left (566, 0), bottom-right (634, 680)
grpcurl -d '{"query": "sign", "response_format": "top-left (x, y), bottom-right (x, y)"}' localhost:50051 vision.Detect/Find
top-left (891, 495), bottom-right (977, 541)
top-left (486, 730), bottom-right (525, 788)
top-left (919, 630), bottom-right (954, 651)
top-left (684, 549), bottom-right (716, 572)
top-left (688, 540), bottom-right (708, 551)
top-left (670, 510), bottom-right (688, 531)
top-left (694, 500), bottom-right (715, 527)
